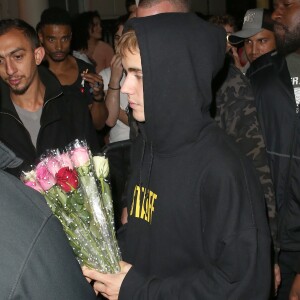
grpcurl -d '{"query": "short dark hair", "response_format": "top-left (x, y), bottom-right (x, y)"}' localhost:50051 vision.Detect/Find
top-left (114, 13), bottom-right (131, 35)
top-left (209, 14), bottom-right (237, 31)
top-left (126, 0), bottom-right (137, 12)
top-left (0, 19), bottom-right (40, 49)
top-left (138, 0), bottom-right (191, 12)
top-left (39, 7), bottom-right (72, 29)
top-left (71, 11), bottom-right (101, 51)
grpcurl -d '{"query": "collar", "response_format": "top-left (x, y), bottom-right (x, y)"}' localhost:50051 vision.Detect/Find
top-left (0, 65), bottom-right (63, 118)
top-left (246, 50), bottom-right (283, 78)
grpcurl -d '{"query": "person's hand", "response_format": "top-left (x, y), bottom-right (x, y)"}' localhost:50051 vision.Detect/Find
top-left (81, 71), bottom-right (104, 100)
top-left (109, 54), bottom-right (123, 88)
top-left (82, 261), bottom-right (132, 300)
top-left (290, 274), bottom-right (300, 300)
top-left (230, 46), bottom-right (243, 70)
top-left (121, 207), bottom-right (128, 225)
top-left (274, 263), bottom-right (281, 296)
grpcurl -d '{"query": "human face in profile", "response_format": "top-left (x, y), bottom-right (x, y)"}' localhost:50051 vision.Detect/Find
top-left (272, 0), bottom-right (300, 54)
top-left (39, 24), bottom-right (72, 62)
top-left (0, 28), bottom-right (44, 95)
top-left (89, 17), bottom-right (102, 40)
top-left (121, 50), bottom-right (144, 122)
top-left (244, 29), bottom-right (276, 63)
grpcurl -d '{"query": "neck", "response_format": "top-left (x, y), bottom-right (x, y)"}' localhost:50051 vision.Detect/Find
top-left (87, 38), bottom-right (98, 52)
top-left (46, 54), bottom-right (74, 73)
top-left (11, 74), bottom-right (45, 112)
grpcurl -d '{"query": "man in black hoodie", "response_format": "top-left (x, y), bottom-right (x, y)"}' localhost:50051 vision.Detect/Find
top-left (83, 13), bottom-right (272, 299)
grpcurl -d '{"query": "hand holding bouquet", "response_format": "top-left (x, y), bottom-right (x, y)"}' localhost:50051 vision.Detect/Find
top-left (22, 140), bottom-right (121, 273)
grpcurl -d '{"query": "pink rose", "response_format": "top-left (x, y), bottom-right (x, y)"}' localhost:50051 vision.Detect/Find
top-left (36, 165), bottom-right (56, 191)
top-left (24, 180), bottom-right (44, 193)
top-left (70, 147), bottom-right (90, 167)
top-left (58, 153), bottom-right (74, 169)
top-left (45, 157), bottom-right (61, 176)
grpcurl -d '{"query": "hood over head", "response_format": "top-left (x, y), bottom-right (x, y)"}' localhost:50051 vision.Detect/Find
top-left (125, 13), bottom-right (226, 154)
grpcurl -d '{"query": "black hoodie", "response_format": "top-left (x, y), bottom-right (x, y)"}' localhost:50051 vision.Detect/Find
top-left (120, 13), bottom-right (271, 299)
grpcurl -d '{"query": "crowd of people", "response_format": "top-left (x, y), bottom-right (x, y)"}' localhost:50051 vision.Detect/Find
top-left (1, 0), bottom-right (300, 299)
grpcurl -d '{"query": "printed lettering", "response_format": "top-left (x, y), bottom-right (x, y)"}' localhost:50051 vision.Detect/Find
top-left (292, 77), bottom-right (299, 85)
top-left (130, 185), bottom-right (158, 224)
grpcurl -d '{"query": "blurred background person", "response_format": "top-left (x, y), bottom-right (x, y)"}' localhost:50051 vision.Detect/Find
top-left (71, 11), bottom-right (114, 73)
top-left (38, 7), bottom-right (108, 133)
top-left (99, 13), bottom-right (132, 230)
top-left (125, 0), bottom-right (137, 13)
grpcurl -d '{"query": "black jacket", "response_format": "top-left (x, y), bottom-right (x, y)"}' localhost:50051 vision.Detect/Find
top-left (0, 142), bottom-right (97, 299)
top-left (248, 51), bottom-right (300, 258)
top-left (0, 65), bottom-right (99, 176)
top-left (215, 64), bottom-right (278, 255)
top-left (119, 13), bottom-right (271, 299)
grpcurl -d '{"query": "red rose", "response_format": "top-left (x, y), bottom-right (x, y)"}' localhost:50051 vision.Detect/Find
top-left (56, 167), bottom-right (79, 193)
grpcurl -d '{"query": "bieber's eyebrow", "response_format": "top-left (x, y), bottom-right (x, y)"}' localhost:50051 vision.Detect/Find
top-left (128, 67), bottom-right (143, 73)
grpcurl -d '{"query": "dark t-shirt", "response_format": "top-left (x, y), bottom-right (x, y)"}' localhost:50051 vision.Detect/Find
top-left (62, 58), bottom-right (94, 106)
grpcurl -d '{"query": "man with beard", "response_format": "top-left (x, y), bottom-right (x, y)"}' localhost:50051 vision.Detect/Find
top-left (0, 19), bottom-right (100, 177)
top-left (245, 1), bottom-right (300, 299)
top-left (38, 7), bottom-right (107, 132)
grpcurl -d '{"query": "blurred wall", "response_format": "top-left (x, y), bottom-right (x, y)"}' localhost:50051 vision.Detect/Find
top-left (90, 0), bottom-right (226, 19)
top-left (0, 0), bottom-right (271, 24)
top-left (0, 0), bottom-right (18, 20)
top-left (18, 0), bottom-right (48, 27)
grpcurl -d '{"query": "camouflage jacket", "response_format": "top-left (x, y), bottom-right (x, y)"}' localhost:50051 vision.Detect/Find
top-left (215, 64), bottom-right (278, 257)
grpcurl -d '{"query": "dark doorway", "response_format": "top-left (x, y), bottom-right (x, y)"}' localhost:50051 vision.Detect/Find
top-left (48, 0), bottom-right (79, 16)
top-left (226, 0), bottom-right (257, 29)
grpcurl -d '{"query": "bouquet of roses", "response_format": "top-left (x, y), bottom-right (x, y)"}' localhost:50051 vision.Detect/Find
top-left (21, 140), bottom-right (121, 273)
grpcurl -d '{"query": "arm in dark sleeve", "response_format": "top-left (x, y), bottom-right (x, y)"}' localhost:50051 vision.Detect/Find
top-left (12, 215), bottom-right (97, 300)
top-left (215, 68), bottom-right (278, 260)
top-left (233, 101), bottom-right (278, 260)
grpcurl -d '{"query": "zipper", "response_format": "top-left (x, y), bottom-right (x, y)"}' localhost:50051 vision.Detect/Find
top-left (0, 91), bottom-right (63, 155)
top-left (0, 111), bottom-right (36, 154)
top-left (36, 91), bottom-right (63, 149)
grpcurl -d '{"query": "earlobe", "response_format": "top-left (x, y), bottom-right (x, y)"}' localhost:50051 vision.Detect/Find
top-left (34, 47), bottom-right (45, 65)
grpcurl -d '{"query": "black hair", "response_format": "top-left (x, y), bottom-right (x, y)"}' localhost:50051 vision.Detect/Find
top-left (125, 0), bottom-right (137, 12)
top-left (209, 14), bottom-right (237, 31)
top-left (0, 19), bottom-right (40, 49)
top-left (138, 0), bottom-right (191, 11)
top-left (262, 9), bottom-right (274, 32)
top-left (71, 11), bottom-right (101, 51)
top-left (39, 7), bottom-right (72, 29)
top-left (114, 13), bottom-right (131, 35)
